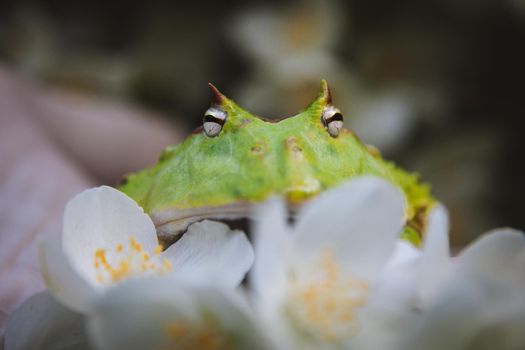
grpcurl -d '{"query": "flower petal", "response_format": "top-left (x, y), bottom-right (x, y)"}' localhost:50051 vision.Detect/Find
top-left (39, 235), bottom-right (96, 313)
top-left (292, 176), bottom-right (405, 281)
top-left (162, 220), bottom-right (254, 288)
top-left (250, 198), bottom-right (292, 302)
top-left (365, 240), bottom-right (422, 325)
top-left (395, 279), bottom-right (525, 350)
top-left (4, 291), bottom-right (88, 350)
top-left (455, 228), bottom-right (525, 287)
top-left (385, 240), bottom-right (422, 269)
top-left (399, 230), bottom-right (525, 350)
top-left (395, 282), bottom-right (486, 350)
top-left (417, 204), bottom-right (450, 306)
top-left (88, 278), bottom-right (270, 350)
top-left (62, 186), bottom-right (158, 287)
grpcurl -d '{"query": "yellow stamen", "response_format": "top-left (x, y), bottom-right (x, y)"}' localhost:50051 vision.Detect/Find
top-left (163, 321), bottom-right (230, 350)
top-left (92, 236), bottom-right (173, 285)
top-left (288, 250), bottom-right (369, 342)
top-left (166, 323), bottom-right (188, 337)
top-left (162, 258), bottom-right (173, 271)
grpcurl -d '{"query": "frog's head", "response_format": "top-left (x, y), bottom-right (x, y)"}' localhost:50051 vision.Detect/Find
top-left (203, 80), bottom-right (343, 138)
top-left (121, 80), bottom-right (380, 241)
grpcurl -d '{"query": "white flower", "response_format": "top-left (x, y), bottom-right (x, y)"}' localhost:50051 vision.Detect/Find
top-left (39, 186), bottom-right (254, 314)
top-left (396, 207), bottom-right (525, 350)
top-left (88, 277), bottom-right (271, 350)
top-left (250, 176), bottom-right (417, 349)
top-left (4, 291), bottom-right (88, 350)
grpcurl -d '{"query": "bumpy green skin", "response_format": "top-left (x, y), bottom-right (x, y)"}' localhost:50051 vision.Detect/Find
top-left (120, 82), bottom-right (435, 245)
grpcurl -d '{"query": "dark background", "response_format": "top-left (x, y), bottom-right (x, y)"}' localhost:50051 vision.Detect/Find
top-left (1, 0), bottom-right (524, 246)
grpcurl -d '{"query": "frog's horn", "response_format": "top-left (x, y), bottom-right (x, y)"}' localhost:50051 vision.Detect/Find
top-left (318, 79), bottom-right (332, 104)
top-left (208, 83), bottom-right (228, 105)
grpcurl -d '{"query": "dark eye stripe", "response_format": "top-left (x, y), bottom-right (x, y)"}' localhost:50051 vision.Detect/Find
top-left (202, 106), bottom-right (227, 137)
top-left (325, 112), bottom-right (343, 124)
top-left (321, 106), bottom-right (344, 138)
top-left (321, 112), bottom-right (343, 128)
top-left (203, 114), bottom-right (225, 126)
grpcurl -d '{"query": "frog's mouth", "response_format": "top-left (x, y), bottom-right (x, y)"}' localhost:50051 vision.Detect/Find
top-left (151, 202), bottom-right (260, 245)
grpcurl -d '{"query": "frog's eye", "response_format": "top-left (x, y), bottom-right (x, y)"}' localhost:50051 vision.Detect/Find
top-left (321, 105), bottom-right (344, 137)
top-left (203, 107), bottom-right (227, 137)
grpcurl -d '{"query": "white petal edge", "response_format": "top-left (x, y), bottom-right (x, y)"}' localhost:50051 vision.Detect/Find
top-left (417, 204), bottom-right (450, 307)
top-left (162, 220), bottom-right (254, 288)
top-left (250, 198), bottom-right (292, 303)
top-left (88, 277), bottom-right (270, 350)
top-left (364, 240), bottom-right (422, 326)
top-left (292, 176), bottom-right (406, 281)
top-left (62, 186), bottom-right (158, 287)
top-left (454, 228), bottom-right (525, 286)
top-left (395, 279), bottom-right (525, 350)
top-left (385, 240), bottom-right (422, 270)
top-left (38, 235), bottom-right (97, 313)
top-left (4, 291), bottom-right (88, 350)
top-left (394, 282), bottom-right (486, 350)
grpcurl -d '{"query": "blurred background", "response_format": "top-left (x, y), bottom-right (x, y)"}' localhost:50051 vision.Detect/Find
top-left (1, 0), bottom-right (524, 248)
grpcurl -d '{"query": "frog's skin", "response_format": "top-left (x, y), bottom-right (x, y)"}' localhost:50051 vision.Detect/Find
top-left (120, 81), bottom-right (435, 245)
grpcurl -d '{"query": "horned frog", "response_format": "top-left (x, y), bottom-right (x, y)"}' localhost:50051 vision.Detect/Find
top-left (120, 81), bottom-right (435, 245)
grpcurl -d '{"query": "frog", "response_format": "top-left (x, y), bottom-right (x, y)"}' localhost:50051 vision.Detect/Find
top-left (119, 80), bottom-right (435, 246)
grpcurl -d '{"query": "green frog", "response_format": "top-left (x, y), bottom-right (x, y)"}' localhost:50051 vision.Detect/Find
top-left (120, 81), bottom-right (435, 245)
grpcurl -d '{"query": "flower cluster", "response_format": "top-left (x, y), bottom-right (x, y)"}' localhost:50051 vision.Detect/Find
top-left (5, 177), bottom-right (525, 350)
